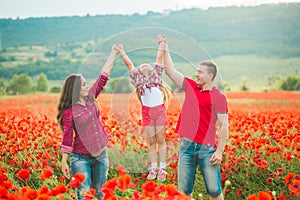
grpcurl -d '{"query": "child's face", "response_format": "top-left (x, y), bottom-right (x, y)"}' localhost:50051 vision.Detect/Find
top-left (138, 64), bottom-right (153, 76)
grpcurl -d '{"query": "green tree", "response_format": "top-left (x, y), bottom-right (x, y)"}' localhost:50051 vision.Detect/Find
top-left (0, 78), bottom-right (6, 95)
top-left (50, 86), bottom-right (61, 93)
top-left (239, 77), bottom-right (250, 91)
top-left (36, 72), bottom-right (49, 92)
top-left (106, 77), bottom-right (132, 93)
top-left (6, 74), bottom-right (32, 95)
top-left (280, 75), bottom-right (300, 91)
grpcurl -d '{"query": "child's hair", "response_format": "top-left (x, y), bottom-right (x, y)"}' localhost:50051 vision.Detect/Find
top-left (135, 83), bottom-right (171, 106)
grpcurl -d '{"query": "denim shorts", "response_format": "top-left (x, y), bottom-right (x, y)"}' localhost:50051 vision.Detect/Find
top-left (71, 149), bottom-right (109, 200)
top-left (178, 138), bottom-right (221, 196)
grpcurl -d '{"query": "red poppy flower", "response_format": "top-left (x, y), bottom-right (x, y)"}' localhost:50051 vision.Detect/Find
top-left (165, 184), bottom-right (181, 196)
top-left (258, 191), bottom-right (272, 200)
top-left (117, 174), bottom-right (136, 191)
top-left (115, 165), bottom-right (127, 176)
top-left (17, 169), bottom-right (31, 180)
top-left (55, 183), bottom-right (67, 194)
top-left (41, 166), bottom-right (54, 181)
top-left (247, 194), bottom-right (258, 200)
top-left (69, 179), bottom-right (81, 188)
top-left (289, 180), bottom-right (300, 195)
top-left (27, 189), bottom-right (38, 199)
top-left (74, 173), bottom-right (86, 183)
top-left (102, 177), bottom-right (117, 191)
top-left (39, 185), bottom-right (49, 194)
top-left (266, 178), bottom-right (272, 184)
top-left (84, 188), bottom-right (96, 200)
top-left (285, 173), bottom-right (295, 185)
top-left (141, 180), bottom-right (157, 192)
top-left (0, 186), bottom-right (8, 199)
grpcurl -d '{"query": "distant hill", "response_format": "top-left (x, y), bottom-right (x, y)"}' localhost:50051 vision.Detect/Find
top-left (0, 3), bottom-right (300, 91)
top-left (1, 3), bottom-right (300, 58)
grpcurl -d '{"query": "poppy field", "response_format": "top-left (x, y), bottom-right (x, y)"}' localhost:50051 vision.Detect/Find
top-left (0, 91), bottom-right (299, 200)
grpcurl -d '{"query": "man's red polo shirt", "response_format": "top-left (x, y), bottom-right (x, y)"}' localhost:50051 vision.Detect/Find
top-left (175, 77), bottom-right (228, 147)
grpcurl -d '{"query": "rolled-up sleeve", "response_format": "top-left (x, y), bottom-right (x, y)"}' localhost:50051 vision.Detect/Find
top-left (60, 109), bottom-right (74, 154)
top-left (154, 64), bottom-right (164, 76)
top-left (89, 72), bottom-right (110, 98)
top-left (128, 68), bottom-right (140, 88)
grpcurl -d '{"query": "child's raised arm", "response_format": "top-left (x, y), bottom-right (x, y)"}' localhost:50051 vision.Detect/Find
top-left (156, 35), bottom-right (165, 65)
top-left (114, 43), bottom-right (135, 71)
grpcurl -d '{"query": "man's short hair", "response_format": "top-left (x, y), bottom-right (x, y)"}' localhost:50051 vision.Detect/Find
top-left (199, 60), bottom-right (217, 81)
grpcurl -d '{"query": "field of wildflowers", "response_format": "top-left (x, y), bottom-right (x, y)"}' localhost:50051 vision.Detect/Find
top-left (0, 91), bottom-right (299, 199)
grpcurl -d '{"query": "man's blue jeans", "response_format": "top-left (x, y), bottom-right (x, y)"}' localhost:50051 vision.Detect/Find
top-left (70, 149), bottom-right (109, 200)
top-left (178, 138), bottom-right (222, 197)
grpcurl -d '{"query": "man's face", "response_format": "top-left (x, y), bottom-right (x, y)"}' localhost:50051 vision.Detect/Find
top-left (194, 65), bottom-right (212, 86)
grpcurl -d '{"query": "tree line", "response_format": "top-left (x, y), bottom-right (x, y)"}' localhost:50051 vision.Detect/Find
top-left (1, 3), bottom-right (300, 58)
top-left (0, 73), bottom-right (299, 96)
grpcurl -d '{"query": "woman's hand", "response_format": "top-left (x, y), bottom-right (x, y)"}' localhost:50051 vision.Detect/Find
top-left (62, 161), bottom-right (71, 179)
top-left (157, 34), bottom-right (167, 45)
top-left (114, 43), bottom-right (125, 55)
top-left (61, 152), bottom-right (71, 179)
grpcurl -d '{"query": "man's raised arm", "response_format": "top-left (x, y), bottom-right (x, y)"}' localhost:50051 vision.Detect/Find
top-left (162, 35), bottom-right (185, 89)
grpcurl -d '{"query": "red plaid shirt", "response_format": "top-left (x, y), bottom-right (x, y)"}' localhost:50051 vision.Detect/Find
top-left (60, 72), bottom-right (110, 154)
top-left (129, 64), bottom-right (164, 96)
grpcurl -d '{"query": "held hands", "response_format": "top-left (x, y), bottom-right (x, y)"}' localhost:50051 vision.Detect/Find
top-left (113, 43), bottom-right (125, 55)
top-left (157, 34), bottom-right (168, 50)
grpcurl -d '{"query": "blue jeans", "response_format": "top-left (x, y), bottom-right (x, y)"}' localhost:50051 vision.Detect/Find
top-left (178, 138), bottom-right (222, 197)
top-left (70, 149), bottom-right (109, 200)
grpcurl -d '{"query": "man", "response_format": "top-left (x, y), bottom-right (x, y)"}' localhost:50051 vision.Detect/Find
top-left (161, 35), bottom-right (228, 200)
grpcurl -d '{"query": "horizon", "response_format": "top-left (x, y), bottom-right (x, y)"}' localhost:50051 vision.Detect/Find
top-left (1, 0), bottom-right (300, 20)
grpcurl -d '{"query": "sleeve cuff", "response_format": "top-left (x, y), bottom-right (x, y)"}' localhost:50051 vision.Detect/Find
top-left (128, 68), bottom-right (138, 77)
top-left (60, 144), bottom-right (73, 154)
top-left (154, 63), bottom-right (164, 69)
top-left (101, 71), bottom-right (110, 79)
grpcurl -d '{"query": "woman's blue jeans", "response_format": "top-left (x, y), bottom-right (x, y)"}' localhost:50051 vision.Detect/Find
top-left (70, 149), bottom-right (109, 200)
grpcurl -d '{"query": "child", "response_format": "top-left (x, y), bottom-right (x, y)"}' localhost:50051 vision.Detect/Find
top-left (114, 36), bottom-right (168, 181)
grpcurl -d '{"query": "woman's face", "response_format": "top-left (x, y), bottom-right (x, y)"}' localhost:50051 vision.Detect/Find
top-left (138, 64), bottom-right (153, 76)
top-left (79, 76), bottom-right (89, 97)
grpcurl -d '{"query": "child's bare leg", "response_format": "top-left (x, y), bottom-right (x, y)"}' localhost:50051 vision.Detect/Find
top-left (145, 126), bottom-right (157, 171)
top-left (156, 126), bottom-right (167, 181)
top-left (155, 126), bottom-right (166, 166)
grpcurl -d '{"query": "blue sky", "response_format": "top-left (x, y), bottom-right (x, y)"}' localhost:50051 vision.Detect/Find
top-left (1, 0), bottom-right (300, 19)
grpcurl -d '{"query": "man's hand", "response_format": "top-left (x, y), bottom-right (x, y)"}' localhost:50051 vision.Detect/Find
top-left (114, 43), bottom-right (125, 55)
top-left (209, 151), bottom-right (223, 166)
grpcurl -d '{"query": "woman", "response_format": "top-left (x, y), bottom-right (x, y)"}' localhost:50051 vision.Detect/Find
top-left (57, 44), bottom-right (117, 199)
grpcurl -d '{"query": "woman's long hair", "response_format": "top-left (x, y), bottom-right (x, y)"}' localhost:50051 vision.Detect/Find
top-left (57, 74), bottom-right (82, 130)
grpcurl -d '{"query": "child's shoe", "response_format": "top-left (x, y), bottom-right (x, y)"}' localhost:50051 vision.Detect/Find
top-left (157, 168), bottom-right (167, 181)
top-left (147, 168), bottom-right (158, 180)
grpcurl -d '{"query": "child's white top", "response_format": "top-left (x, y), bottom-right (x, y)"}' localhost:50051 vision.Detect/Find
top-left (141, 86), bottom-right (164, 107)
